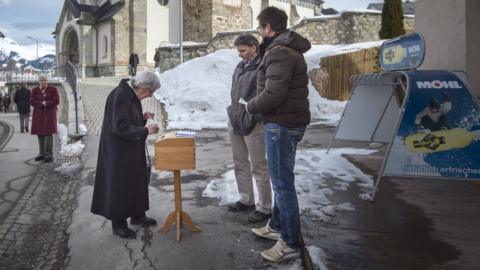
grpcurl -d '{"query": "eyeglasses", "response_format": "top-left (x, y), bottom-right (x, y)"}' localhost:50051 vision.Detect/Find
top-left (256, 25), bottom-right (264, 31)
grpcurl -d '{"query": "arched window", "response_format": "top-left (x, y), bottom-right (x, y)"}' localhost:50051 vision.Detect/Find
top-left (103, 36), bottom-right (108, 58)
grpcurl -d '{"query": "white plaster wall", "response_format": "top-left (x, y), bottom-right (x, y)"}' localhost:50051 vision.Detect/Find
top-left (416, 0), bottom-right (480, 97)
top-left (94, 22), bottom-right (111, 64)
top-left (415, 0), bottom-right (466, 71)
top-left (147, 0), bottom-right (170, 63)
top-left (250, 0), bottom-right (262, 28)
top-left (295, 5), bottom-right (314, 23)
top-left (465, 0), bottom-right (480, 97)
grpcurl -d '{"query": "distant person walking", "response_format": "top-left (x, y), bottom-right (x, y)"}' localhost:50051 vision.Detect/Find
top-left (14, 84), bottom-right (31, 133)
top-left (0, 93), bottom-right (3, 112)
top-left (248, 6), bottom-right (311, 263)
top-left (30, 75), bottom-right (59, 163)
top-left (2, 93), bottom-right (11, 113)
top-left (91, 71), bottom-right (161, 239)
top-left (227, 34), bottom-right (272, 223)
top-left (154, 48), bottom-right (160, 70)
top-left (129, 52), bottom-right (139, 76)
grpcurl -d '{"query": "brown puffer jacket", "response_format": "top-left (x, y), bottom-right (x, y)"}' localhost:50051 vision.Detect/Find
top-left (247, 30), bottom-right (311, 128)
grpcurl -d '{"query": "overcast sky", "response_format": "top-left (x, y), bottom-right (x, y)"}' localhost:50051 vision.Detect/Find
top-left (0, 0), bottom-right (384, 45)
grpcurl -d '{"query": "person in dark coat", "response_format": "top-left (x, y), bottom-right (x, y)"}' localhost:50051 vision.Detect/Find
top-left (14, 84), bottom-right (31, 133)
top-left (2, 93), bottom-right (11, 112)
top-left (129, 52), bottom-right (139, 76)
top-left (91, 70), bottom-right (161, 239)
top-left (154, 48), bottom-right (160, 68)
top-left (30, 75), bottom-right (59, 163)
top-left (248, 7), bottom-right (311, 263)
top-left (226, 34), bottom-right (272, 223)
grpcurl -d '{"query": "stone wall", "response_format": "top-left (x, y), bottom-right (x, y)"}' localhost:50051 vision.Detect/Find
top-left (159, 12), bottom-right (415, 71)
top-left (184, 0), bottom-right (214, 42)
top-left (292, 11), bottom-right (415, 44)
top-left (212, 0), bottom-right (252, 36)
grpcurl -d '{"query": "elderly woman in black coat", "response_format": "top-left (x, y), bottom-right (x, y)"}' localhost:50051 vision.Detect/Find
top-left (91, 71), bottom-right (160, 239)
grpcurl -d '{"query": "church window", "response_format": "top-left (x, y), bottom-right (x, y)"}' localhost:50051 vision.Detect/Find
top-left (103, 36), bottom-right (108, 58)
top-left (67, 11), bottom-right (73, 21)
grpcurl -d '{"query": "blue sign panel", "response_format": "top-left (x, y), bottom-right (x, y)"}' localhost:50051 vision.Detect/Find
top-left (380, 32), bottom-right (426, 71)
top-left (384, 70), bottom-right (480, 179)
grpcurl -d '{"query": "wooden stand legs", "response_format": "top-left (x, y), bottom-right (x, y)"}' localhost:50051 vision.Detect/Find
top-left (159, 170), bottom-right (201, 241)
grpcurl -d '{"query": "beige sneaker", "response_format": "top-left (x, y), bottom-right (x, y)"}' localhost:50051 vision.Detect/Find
top-left (251, 221), bottom-right (281, 240)
top-left (261, 238), bottom-right (301, 262)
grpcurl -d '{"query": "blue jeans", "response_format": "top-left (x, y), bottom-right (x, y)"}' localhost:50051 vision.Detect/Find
top-left (263, 122), bottom-right (305, 249)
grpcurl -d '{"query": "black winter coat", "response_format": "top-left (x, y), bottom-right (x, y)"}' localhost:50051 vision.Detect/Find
top-left (129, 53), bottom-right (139, 67)
top-left (91, 79), bottom-right (150, 220)
top-left (247, 30), bottom-right (311, 128)
top-left (227, 55), bottom-right (260, 135)
top-left (14, 87), bottom-right (31, 114)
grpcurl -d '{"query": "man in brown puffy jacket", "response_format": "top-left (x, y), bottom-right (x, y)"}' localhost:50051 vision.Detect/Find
top-left (247, 6), bottom-right (311, 263)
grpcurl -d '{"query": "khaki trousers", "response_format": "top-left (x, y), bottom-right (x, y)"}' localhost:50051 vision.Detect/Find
top-left (229, 122), bottom-right (272, 214)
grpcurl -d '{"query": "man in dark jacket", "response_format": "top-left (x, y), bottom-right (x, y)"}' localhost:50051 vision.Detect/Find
top-left (248, 6), bottom-right (311, 263)
top-left (226, 34), bottom-right (272, 223)
top-left (91, 71), bottom-right (160, 239)
top-left (14, 84), bottom-right (31, 133)
top-left (2, 92), bottom-right (11, 113)
top-left (129, 52), bottom-right (139, 76)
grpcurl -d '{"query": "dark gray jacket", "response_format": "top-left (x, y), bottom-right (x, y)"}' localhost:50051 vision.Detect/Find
top-left (247, 30), bottom-right (311, 128)
top-left (227, 54), bottom-right (261, 135)
top-left (14, 87), bottom-right (31, 114)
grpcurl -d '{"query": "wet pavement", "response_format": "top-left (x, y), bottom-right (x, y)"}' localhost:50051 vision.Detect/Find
top-left (0, 77), bottom-right (479, 269)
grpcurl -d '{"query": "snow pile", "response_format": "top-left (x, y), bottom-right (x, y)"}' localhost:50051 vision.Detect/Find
top-left (57, 123), bottom-right (85, 156)
top-left (54, 162), bottom-right (82, 177)
top-left (154, 41), bottom-right (383, 130)
top-left (202, 147), bottom-right (376, 222)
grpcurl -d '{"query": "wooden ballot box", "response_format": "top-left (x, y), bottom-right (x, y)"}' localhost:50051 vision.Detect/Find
top-left (154, 132), bottom-right (200, 241)
top-left (155, 132), bottom-right (195, 170)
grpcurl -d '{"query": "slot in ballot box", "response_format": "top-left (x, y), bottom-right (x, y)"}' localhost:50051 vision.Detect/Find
top-left (154, 132), bottom-right (201, 241)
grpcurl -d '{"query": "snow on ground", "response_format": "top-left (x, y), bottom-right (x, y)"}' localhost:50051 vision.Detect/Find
top-left (57, 123), bottom-right (85, 157)
top-left (154, 41), bottom-right (383, 130)
top-left (202, 147), bottom-right (376, 222)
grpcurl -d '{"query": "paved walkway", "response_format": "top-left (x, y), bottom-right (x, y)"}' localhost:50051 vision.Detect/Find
top-left (0, 114), bottom-right (80, 269)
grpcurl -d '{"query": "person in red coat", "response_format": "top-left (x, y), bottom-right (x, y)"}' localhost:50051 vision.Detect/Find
top-left (30, 75), bottom-right (59, 163)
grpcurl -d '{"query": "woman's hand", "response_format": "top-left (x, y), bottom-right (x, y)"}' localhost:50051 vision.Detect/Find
top-left (146, 124), bottom-right (159, 134)
top-left (144, 111), bottom-right (155, 120)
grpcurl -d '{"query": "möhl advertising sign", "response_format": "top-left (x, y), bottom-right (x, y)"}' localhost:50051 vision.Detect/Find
top-left (384, 70), bottom-right (480, 179)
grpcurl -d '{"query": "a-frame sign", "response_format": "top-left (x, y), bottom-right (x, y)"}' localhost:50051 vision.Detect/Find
top-left (329, 32), bottom-right (480, 200)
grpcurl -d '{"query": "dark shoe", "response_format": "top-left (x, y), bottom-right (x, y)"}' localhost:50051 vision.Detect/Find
top-left (130, 216), bottom-right (157, 227)
top-left (228, 201), bottom-right (255, 212)
top-left (34, 156), bottom-right (44, 161)
top-left (44, 157), bottom-right (53, 163)
top-left (248, 210), bottom-right (272, 223)
top-left (25, 128), bottom-right (29, 132)
top-left (112, 227), bottom-right (137, 239)
top-left (20, 130), bottom-right (24, 133)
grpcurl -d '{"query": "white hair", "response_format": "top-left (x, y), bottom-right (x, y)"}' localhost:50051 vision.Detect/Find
top-left (38, 74), bottom-right (48, 82)
top-left (131, 71), bottom-right (161, 91)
